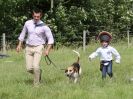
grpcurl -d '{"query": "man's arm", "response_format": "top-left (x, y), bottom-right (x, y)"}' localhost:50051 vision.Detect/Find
top-left (43, 26), bottom-right (54, 56)
top-left (44, 44), bottom-right (53, 56)
top-left (16, 22), bottom-right (27, 52)
top-left (16, 41), bottom-right (23, 52)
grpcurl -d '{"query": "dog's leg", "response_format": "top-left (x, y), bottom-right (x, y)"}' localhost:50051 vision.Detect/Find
top-left (79, 68), bottom-right (82, 75)
top-left (74, 78), bottom-right (78, 83)
top-left (69, 77), bottom-right (73, 83)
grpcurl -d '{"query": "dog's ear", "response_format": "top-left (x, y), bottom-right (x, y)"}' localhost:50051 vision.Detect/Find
top-left (73, 67), bottom-right (78, 73)
top-left (65, 69), bottom-right (68, 73)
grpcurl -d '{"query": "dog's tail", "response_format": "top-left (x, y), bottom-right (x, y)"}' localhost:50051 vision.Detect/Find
top-left (73, 50), bottom-right (80, 63)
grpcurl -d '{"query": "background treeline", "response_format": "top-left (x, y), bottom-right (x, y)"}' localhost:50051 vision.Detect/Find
top-left (0, 0), bottom-right (133, 48)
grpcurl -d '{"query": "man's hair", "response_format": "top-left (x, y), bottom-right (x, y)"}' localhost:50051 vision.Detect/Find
top-left (32, 8), bottom-right (42, 14)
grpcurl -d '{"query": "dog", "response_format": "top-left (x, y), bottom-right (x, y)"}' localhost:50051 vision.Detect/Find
top-left (65, 50), bottom-right (81, 83)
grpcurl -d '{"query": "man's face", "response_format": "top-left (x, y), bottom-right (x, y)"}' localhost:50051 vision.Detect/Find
top-left (32, 12), bottom-right (42, 23)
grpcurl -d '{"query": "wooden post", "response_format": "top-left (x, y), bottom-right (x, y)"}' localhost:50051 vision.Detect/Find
top-left (2, 33), bottom-right (6, 54)
top-left (83, 30), bottom-right (86, 52)
top-left (127, 29), bottom-right (130, 47)
top-left (51, 0), bottom-right (54, 13)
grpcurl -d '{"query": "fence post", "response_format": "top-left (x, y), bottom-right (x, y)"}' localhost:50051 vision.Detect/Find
top-left (83, 30), bottom-right (86, 52)
top-left (51, 0), bottom-right (54, 13)
top-left (2, 33), bottom-right (6, 54)
top-left (127, 29), bottom-right (130, 47)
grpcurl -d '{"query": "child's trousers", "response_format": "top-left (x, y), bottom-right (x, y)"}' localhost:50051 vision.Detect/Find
top-left (100, 60), bottom-right (113, 79)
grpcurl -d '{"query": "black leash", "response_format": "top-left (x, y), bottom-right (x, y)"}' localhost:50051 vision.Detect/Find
top-left (44, 55), bottom-right (66, 71)
top-left (45, 55), bottom-right (58, 67)
top-left (45, 55), bottom-right (65, 70)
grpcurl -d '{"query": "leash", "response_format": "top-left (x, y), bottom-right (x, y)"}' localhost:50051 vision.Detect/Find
top-left (44, 55), bottom-right (66, 71)
top-left (45, 55), bottom-right (58, 68)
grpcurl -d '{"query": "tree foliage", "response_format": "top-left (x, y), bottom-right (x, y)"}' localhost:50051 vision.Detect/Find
top-left (0, 0), bottom-right (133, 47)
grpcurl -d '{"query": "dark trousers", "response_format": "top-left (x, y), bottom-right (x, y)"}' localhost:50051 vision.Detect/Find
top-left (100, 60), bottom-right (113, 79)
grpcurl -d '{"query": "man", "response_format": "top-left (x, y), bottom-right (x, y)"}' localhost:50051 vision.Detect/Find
top-left (16, 9), bottom-right (54, 86)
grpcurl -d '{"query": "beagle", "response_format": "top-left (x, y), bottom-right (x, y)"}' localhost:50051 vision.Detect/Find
top-left (65, 50), bottom-right (81, 83)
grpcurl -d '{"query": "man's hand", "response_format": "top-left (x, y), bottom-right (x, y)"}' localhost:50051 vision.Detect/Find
top-left (16, 45), bottom-right (22, 53)
top-left (44, 50), bottom-right (49, 56)
top-left (16, 41), bottom-right (22, 53)
top-left (43, 44), bottom-right (53, 56)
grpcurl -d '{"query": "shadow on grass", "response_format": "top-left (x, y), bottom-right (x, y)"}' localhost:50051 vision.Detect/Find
top-left (24, 79), bottom-right (33, 85)
top-left (0, 92), bottom-right (10, 99)
top-left (43, 76), bottom-right (64, 85)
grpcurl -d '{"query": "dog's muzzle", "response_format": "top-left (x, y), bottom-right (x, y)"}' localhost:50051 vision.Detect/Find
top-left (66, 74), bottom-right (70, 77)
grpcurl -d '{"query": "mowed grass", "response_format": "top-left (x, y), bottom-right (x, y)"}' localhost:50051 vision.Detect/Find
top-left (1, 43), bottom-right (133, 99)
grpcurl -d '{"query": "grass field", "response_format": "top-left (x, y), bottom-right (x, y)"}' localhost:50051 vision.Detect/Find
top-left (1, 43), bottom-right (133, 99)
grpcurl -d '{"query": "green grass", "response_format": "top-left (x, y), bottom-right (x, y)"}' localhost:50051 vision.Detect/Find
top-left (0, 44), bottom-right (133, 99)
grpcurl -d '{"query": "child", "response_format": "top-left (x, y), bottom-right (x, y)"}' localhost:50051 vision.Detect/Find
top-left (89, 31), bottom-right (121, 79)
